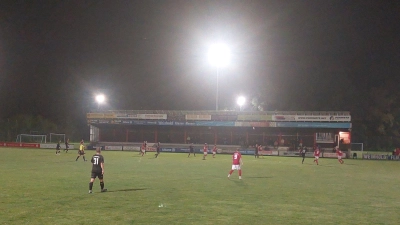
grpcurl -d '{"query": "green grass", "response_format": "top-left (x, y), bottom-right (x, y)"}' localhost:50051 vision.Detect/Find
top-left (1, 148), bottom-right (400, 225)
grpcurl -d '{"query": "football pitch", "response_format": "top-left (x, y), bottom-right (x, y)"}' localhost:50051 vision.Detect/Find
top-left (1, 148), bottom-right (399, 225)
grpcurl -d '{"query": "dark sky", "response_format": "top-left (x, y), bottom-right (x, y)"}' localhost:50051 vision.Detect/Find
top-left (0, 0), bottom-right (399, 123)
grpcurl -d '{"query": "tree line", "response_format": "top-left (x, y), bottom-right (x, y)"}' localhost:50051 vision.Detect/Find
top-left (0, 114), bottom-right (83, 142)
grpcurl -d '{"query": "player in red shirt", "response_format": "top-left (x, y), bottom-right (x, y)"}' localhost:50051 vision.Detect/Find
top-left (258, 145), bottom-right (264, 158)
top-left (335, 146), bottom-right (344, 164)
top-left (228, 149), bottom-right (243, 180)
top-left (202, 143), bottom-right (208, 160)
top-left (140, 141), bottom-right (147, 156)
top-left (313, 146), bottom-right (320, 165)
top-left (212, 145), bottom-right (217, 158)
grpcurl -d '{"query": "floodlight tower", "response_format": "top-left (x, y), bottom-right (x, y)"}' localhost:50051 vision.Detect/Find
top-left (208, 43), bottom-right (231, 111)
top-left (95, 94), bottom-right (106, 110)
top-left (237, 96), bottom-right (246, 111)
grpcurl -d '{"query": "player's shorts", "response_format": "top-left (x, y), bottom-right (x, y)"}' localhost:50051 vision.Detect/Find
top-left (314, 156), bottom-right (319, 160)
top-left (91, 171), bottom-right (103, 179)
top-left (213, 151), bottom-right (216, 154)
top-left (337, 156), bottom-right (342, 159)
top-left (203, 152), bottom-right (207, 156)
top-left (301, 153), bottom-right (306, 157)
top-left (231, 164), bottom-right (241, 170)
top-left (141, 149), bottom-right (145, 153)
top-left (78, 150), bottom-right (85, 155)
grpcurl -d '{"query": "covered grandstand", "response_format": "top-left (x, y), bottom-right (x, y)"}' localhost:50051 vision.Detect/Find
top-left (87, 110), bottom-right (351, 154)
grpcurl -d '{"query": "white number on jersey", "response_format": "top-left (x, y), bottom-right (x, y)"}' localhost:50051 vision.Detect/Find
top-left (93, 156), bottom-right (99, 165)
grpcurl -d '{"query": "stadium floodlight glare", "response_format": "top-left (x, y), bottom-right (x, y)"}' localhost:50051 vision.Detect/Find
top-left (95, 94), bottom-right (106, 109)
top-left (208, 43), bottom-right (231, 111)
top-left (237, 96), bottom-right (246, 111)
top-left (208, 43), bottom-right (231, 68)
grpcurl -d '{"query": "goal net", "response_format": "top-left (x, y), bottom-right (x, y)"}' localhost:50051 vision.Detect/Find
top-left (16, 134), bottom-right (47, 143)
top-left (49, 133), bottom-right (66, 143)
top-left (351, 143), bottom-right (364, 152)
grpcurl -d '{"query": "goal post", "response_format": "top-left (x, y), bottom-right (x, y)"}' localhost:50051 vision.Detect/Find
top-left (16, 134), bottom-right (47, 143)
top-left (49, 133), bottom-right (66, 143)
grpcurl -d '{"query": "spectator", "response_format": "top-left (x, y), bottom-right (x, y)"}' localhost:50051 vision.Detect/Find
top-left (280, 138), bottom-right (285, 146)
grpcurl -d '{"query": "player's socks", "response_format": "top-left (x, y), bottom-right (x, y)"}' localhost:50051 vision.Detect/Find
top-left (100, 181), bottom-right (104, 190)
top-left (83, 156), bottom-right (86, 161)
top-left (76, 156), bottom-right (80, 161)
top-left (89, 182), bottom-right (93, 191)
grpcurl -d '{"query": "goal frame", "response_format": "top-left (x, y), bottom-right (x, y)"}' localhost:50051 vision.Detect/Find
top-left (16, 134), bottom-right (47, 143)
top-left (49, 133), bottom-right (66, 143)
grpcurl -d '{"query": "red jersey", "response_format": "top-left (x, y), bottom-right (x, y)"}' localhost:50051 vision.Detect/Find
top-left (212, 146), bottom-right (217, 152)
top-left (232, 152), bottom-right (242, 165)
top-left (314, 150), bottom-right (320, 157)
top-left (336, 149), bottom-right (343, 156)
top-left (203, 145), bottom-right (208, 153)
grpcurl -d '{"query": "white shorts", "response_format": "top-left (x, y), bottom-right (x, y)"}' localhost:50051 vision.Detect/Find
top-left (314, 156), bottom-right (319, 160)
top-left (337, 156), bottom-right (342, 159)
top-left (231, 165), bottom-right (241, 170)
top-left (203, 152), bottom-right (207, 156)
top-left (213, 152), bottom-right (216, 154)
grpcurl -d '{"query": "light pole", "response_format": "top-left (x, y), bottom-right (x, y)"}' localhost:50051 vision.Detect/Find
top-left (237, 96), bottom-right (245, 111)
top-left (95, 94), bottom-right (106, 110)
top-left (208, 43), bottom-right (230, 111)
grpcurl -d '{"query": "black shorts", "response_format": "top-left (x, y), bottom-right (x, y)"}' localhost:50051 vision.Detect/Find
top-left (301, 153), bottom-right (306, 157)
top-left (91, 171), bottom-right (103, 179)
top-left (78, 150), bottom-right (85, 155)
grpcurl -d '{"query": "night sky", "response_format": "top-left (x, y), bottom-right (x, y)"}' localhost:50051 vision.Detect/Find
top-left (0, 0), bottom-right (399, 124)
